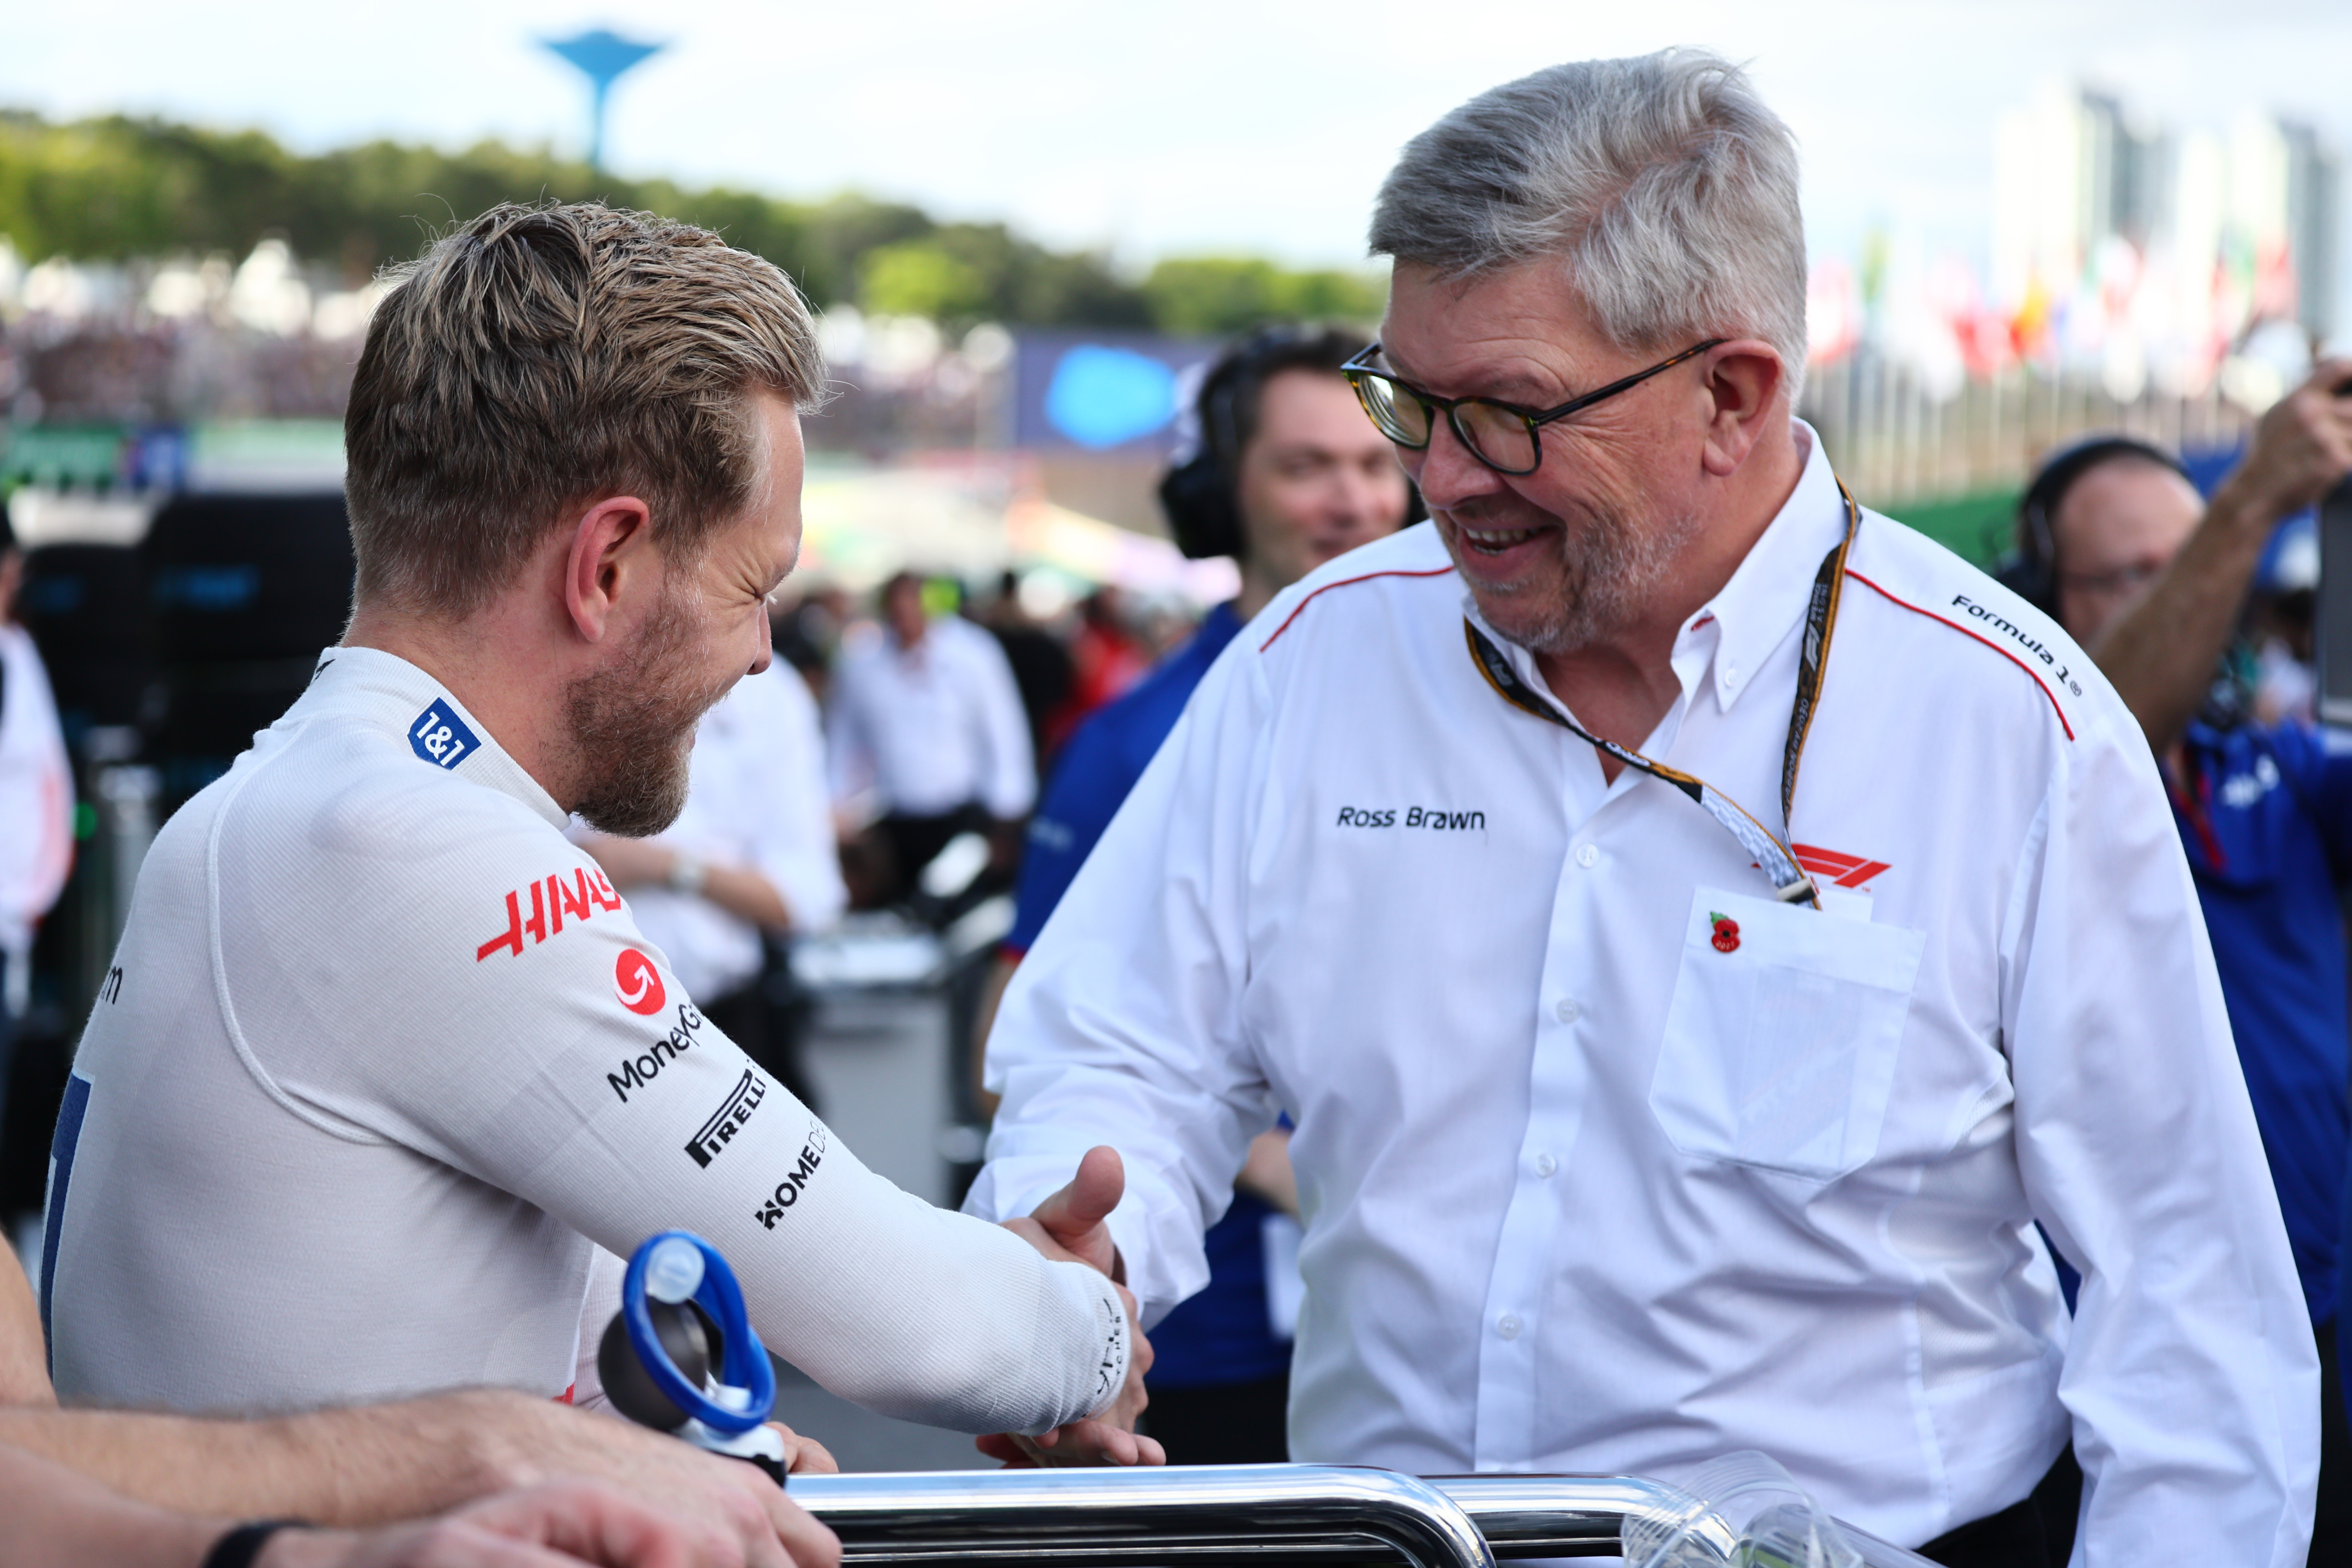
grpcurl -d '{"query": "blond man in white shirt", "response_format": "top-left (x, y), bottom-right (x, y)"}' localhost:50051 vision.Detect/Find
top-left (972, 51), bottom-right (2314, 1566)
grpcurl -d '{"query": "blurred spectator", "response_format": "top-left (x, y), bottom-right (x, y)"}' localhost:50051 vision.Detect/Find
top-left (1043, 586), bottom-right (1149, 753)
top-left (2043, 365), bottom-right (2352, 1562)
top-left (977, 569), bottom-right (1073, 768)
top-left (770, 590), bottom-right (846, 706)
top-left (577, 661), bottom-right (846, 1111)
top-left (0, 510), bottom-right (73, 1140)
top-left (980, 325), bottom-right (1413, 1463)
top-left (828, 571), bottom-right (1034, 907)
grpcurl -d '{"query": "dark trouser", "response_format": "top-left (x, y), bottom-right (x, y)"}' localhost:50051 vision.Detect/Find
top-left (700, 979), bottom-right (818, 1118)
top-left (876, 807), bottom-right (991, 908)
top-left (1141, 1371), bottom-right (1290, 1465)
top-left (2316, 1318), bottom-right (2351, 1566)
top-left (1920, 1447), bottom-right (2079, 1568)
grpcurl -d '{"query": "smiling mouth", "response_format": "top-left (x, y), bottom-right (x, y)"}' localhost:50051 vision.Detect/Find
top-left (1457, 522), bottom-right (1550, 556)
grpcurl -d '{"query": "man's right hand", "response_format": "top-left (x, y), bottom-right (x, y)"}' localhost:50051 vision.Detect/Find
top-left (987, 1146), bottom-right (1165, 1468)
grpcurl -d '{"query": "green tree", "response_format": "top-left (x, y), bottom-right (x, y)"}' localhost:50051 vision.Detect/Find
top-left (861, 241), bottom-right (990, 322)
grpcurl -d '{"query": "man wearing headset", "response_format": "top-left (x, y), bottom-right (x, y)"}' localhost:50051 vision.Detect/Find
top-left (2011, 363), bottom-right (2352, 1561)
top-left (973, 326), bottom-right (1414, 1464)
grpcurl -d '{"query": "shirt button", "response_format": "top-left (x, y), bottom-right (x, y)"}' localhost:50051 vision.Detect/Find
top-left (1533, 1153), bottom-right (1557, 1178)
top-left (1496, 1313), bottom-right (1522, 1340)
top-left (1574, 844), bottom-right (1600, 869)
top-left (1554, 998), bottom-right (1581, 1024)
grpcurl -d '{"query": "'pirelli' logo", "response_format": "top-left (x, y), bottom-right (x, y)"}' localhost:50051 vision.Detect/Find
top-left (685, 1069), bottom-right (766, 1168)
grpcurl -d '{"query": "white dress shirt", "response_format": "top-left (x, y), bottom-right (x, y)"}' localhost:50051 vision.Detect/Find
top-left (0, 622), bottom-right (72, 966)
top-left (827, 615), bottom-right (1035, 820)
top-left (612, 661), bottom-right (847, 1004)
top-left (971, 426), bottom-right (2316, 1563)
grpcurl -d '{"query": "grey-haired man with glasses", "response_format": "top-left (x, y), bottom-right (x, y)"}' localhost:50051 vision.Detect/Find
top-left (970, 51), bottom-right (2313, 1567)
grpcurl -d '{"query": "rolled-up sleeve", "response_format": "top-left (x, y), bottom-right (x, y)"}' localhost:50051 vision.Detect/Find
top-left (965, 641), bottom-right (1276, 1326)
top-left (2007, 722), bottom-right (2319, 1566)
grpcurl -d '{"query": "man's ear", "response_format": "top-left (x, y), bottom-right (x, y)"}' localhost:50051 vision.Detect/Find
top-left (1697, 341), bottom-right (1786, 477)
top-left (562, 497), bottom-right (655, 643)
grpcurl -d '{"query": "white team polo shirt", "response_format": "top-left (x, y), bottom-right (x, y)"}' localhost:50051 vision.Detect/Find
top-left (47, 646), bottom-right (1125, 1434)
top-left (973, 426), bottom-right (2316, 1561)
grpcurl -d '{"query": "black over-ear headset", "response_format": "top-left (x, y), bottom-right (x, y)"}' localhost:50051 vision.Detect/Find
top-left (1158, 325), bottom-right (1425, 560)
top-left (2001, 434), bottom-right (2193, 614)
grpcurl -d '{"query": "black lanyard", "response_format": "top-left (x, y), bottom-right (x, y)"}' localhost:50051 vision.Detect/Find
top-left (1463, 479), bottom-right (1864, 908)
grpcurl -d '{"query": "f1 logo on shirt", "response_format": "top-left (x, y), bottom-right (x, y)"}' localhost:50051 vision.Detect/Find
top-left (616, 949), bottom-right (668, 1016)
top-left (409, 701), bottom-right (479, 770)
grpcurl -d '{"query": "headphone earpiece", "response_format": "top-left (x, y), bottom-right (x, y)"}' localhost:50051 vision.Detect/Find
top-left (1160, 453), bottom-right (1247, 561)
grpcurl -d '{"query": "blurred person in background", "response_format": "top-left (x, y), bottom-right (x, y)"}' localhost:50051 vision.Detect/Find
top-left (977, 568), bottom-right (1074, 770)
top-left (2025, 367), bottom-right (2352, 1563)
top-left (827, 571), bottom-right (1035, 908)
top-left (1042, 586), bottom-right (1149, 753)
top-left (576, 655), bottom-right (846, 1113)
top-left (0, 509), bottom-right (73, 1145)
top-left (977, 325), bottom-right (1415, 1462)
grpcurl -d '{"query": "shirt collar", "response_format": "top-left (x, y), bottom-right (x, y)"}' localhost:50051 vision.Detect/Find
top-left (298, 646), bottom-right (568, 829)
top-left (1459, 420), bottom-right (1848, 722)
top-left (1675, 419), bottom-right (1846, 714)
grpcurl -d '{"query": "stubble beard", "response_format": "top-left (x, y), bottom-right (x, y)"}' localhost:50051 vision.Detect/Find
top-left (564, 585), bottom-right (735, 837)
top-left (1447, 497), bottom-right (1706, 658)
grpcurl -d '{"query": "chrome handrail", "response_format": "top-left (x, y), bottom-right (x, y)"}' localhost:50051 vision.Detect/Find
top-left (1428, 1473), bottom-right (1738, 1559)
top-left (793, 1465), bottom-right (1942, 1567)
top-left (791, 1464), bottom-right (1498, 1567)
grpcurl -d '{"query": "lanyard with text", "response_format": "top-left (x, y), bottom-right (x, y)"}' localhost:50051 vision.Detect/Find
top-left (1463, 479), bottom-right (1864, 909)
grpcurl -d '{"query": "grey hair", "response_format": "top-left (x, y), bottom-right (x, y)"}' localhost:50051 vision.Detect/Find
top-left (1369, 50), bottom-right (1808, 404)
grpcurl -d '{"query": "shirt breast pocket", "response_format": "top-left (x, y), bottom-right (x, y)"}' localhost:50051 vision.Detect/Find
top-left (1649, 886), bottom-right (1926, 1182)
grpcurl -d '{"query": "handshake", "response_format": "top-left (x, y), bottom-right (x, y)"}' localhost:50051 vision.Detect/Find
top-left (986, 1145), bottom-right (1166, 1469)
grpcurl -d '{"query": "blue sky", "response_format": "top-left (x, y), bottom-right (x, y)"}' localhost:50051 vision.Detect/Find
top-left (7, 0), bottom-right (2350, 281)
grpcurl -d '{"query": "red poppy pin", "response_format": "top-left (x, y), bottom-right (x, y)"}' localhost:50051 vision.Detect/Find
top-left (1708, 912), bottom-right (1740, 954)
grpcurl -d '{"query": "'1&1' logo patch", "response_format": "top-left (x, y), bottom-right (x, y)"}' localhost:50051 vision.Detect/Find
top-left (409, 700), bottom-right (479, 769)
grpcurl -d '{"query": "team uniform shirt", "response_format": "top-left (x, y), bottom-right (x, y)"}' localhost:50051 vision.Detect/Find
top-left (604, 661), bottom-right (847, 1005)
top-left (827, 615), bottom-right (1035, 819)
top-left (45, 647), bottom-right (1127, 1433)
top-left (971, 426), bottom-right (2316, 1563)
top-left (1007, 599), bottom-right (1294, 1392)
top-left (2168, 718), bottom-right (2352, 1324)
top-left (0, 622), bottom-right (72, 969)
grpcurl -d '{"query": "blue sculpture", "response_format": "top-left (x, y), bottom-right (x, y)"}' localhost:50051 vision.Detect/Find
top-left (541, 28), bottom-right (664, 172)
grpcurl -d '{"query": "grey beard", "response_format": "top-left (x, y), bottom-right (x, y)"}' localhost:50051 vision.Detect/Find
top-left (1459, 501), bottom-right (1705, 657)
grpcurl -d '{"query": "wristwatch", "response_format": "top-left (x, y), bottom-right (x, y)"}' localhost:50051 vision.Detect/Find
top-left (668, 854), bottom-right (709, 896)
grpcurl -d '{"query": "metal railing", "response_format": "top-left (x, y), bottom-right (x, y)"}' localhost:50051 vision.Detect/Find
top-left (792, 1466), bottom-right (1944, 1567)
top-left (793, 1465), bottom-right (1499, 1567)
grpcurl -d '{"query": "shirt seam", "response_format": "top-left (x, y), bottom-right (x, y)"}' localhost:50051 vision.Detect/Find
top-left (203, 731), bottom-right (393, 1147)
top-left (1842, 569), bottom-right (2076, 741)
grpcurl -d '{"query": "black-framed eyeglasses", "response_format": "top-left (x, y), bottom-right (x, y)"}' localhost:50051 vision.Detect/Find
top-left (1341, 338), bottom-right (1727, 476)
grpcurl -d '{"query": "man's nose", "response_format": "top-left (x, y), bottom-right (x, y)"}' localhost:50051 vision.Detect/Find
top-left (1406, 419), bottom-right (1506, 513)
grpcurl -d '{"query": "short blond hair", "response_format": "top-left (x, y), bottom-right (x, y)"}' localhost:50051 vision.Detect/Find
top-left (345, 201), bottom-right (827, 617)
